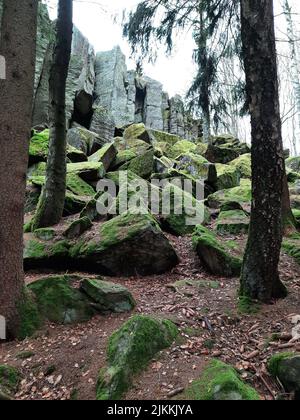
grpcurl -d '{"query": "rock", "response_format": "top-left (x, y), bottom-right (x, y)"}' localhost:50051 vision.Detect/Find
top-left (29, 129), bottom-right (50, 164)
top-left (24, 237), bottom-right (71, 270)
top-left (292, 209), bottom-right (300, 228)
top-left (166, 140), bottom-right (197, 159)
top-left (183, 360), bottom-right (260, 400)
top-left (25, 183), bottom-right (41, 213)
top-left (286, 156), bottom-right (300, 173)
top-left (96, 315), bottom-right (178, 400)
top-left (230, 154), bottom-right (252, 179)
top-left (168, 95), bottom-right (185, 137)
top-left (154, 156), bottom-right (175, 174)
top-left (216, 210), bottom-right (249, 235)
top-left (176, 153), bottom-right (217, 186)
top-left (67, 162), bottom-right (106, 182)
top-left (80, 278), bottom-right (136, 313)
top-left (0, 365), bottom-right (21, 401)
top-left (207, 179), bottom-right (251, 209)
top-left (90, 107), bottom-right (115, 144)
top-left (122, 149), bottom-right (155, 179)
top-left (150, 129), bottom-right (182, 147)
top-left (143, 76), bottom-right (164, 130)
top-left (88, 143), bottom-right (117, 171)
top-left (64, 192), bottom-right (90, 216)
top-left (268, 353), bottom-right (300, 399)
top-left (160, 184), bottom-right (210, 236)
top-left (67, 145), bottom-right (88, 163)
top-left (28, 276), bottom-right (95, 324)
top-left (63, 217), bottom-right (92, 240)
top-left (205, 144), bottom-right (240, 164)
top-left (67, 127), bottom-right (103, 156)
top-left (192, 225), bottom-right (242, 276)
top-left (66, 174), bottom-right (96, 196)
top-left (216, 164), bottom-right (241, 190)
top-left (123, 123), bottom-right (152, 143)
top-left (34, 228), bottom-right (56, 241)
top-left (71, 212), bottom-right (179, 276)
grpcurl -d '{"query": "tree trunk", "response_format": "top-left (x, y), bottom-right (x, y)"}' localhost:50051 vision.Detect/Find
top-left (240, 0), bottom-right (287, 303)
top-left (32, 0), bottom-right (73, 229)
top-left (0, 0), bottom-right (38, 338)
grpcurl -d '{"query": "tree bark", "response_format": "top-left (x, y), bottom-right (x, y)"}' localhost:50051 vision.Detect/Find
top-left (32, 0), bottom-right (73, 229)
top-left (240, 0), bottom-right (287, 303)
top-left (0, 0), bottom-right (38, 338)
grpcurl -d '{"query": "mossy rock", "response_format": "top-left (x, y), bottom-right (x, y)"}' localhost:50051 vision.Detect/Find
top-left (207, 179), bottom-right (251, 209)
top-left (166, 140), bottom-right (197, 159)
top-left (150, 129), bottom-right (182, 146)
top-left (268, 353), bottom-right (300, 398)
top-left (34, 228), bottom-right (55, 241)
top-left (182, 360), bottom-right (260, 400)
top-left (176, 152), bottom-right (217, 185)
top-left (282, 233), bottom-right (300, 265)
top-left (28, 276), bottom-right (95, 325)
top-left (80, 279), bottom-right (136, 313)
top-left (64, 192), bottom-right (90, 216)
top-left (67, 162), bottom-right (106, 182)
top-left (88, 143), bottom-right (117, 171)
top-left (67, 126), bottom-right (102, 156)
top-left (23, 237), bottom-right (71, 270)
top-left (153, 156), bottom-right (174, 174)
top-left (66, 174), bottom-right (95, 197)
top-left (286, 156), bottom-right (300, 173)
top-left (216, 163), bottom-right (241, 190)
top-left (124, 123), bottom-right (152, 143)
top-left (0, 365), bottom-right (21, 400)
top-left (216, 210), bottom-right (249, 235)
top-left (160, 184), bottom-right (210, 236)
top-left (121, 149), bottom-right (155, 179)
top-left (96, 315), bottom-right (178, 400)
top-left (205, 144), bottom-right (240, 164)
top-left (17, 289), bottom-right (42, 340)
top-left (192, 226), bottom-right (242, 277)
top-left (229, 154), bottom-right (252, 179)
top-left (66, 145), bottom-right (88, 163)
top-left (63, 217), bottom-right (92, 240)
top-left (71, 212), bottom-right (179, 276)
top-left (292, 209), bottom-right (300, 228)
top-left (29, 129), bottom-right (49, 165)
top-left (195, 143), bottom-right (208, 156)
top-left (111, 149), bottom-right (138, 169)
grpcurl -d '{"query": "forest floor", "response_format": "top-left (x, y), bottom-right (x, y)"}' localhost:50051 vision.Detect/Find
top-left (1, 233), bottom-right (300, 401)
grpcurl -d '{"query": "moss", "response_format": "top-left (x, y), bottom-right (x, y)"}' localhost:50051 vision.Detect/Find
top-left (17, 289), bottom-right (42, 340)
top-left (64, 192), bottom-right (90, 216)
top-left (28, 276), bottom-right (95, 324)
top-left (292, 209), bottom-right (300, 227)
top-left (0, 365), bottom-right (20, 398)
top-left (229, 154), bottom-right (252, 179)
top-left (195, 143), bottom-right (208, 156)
top-left (267, 353), bottom-right (295, 377)
top-left (282, 233), bottom-right (300, 264)
top-left (216, 164), bottom-right (241, 190)
top-left (167, 140), bottom-right (197, 159)
top-left (67, 161), bottom-right (106, 180)
top-left (88, 143), bottom-right (117, 170)
top-left (24, 220), bottom-right (33, 233)
top-left (192, 226), bottom-right (242, 277)
top-left (23, 239), bottom-right (47, 260)
top-left (66, 174), bottom-right (95, 197)
top-left (66, 144), bottom-right (87, 163)
top-left (123, 149), bottom-right (154, 179)
top-left (97, 315), bottom-right (178, 400)
top-left (238, 296), bottom-right (260, 315)
top-left (150, 129), bottom-right (181, 146)
top-left (205, 144), bottom-right (240, 164)
top-left (124, 123), bottom-right (151, 142)
top-left (176, 152), bottom-right (216, 183)
top-left (48, 240), bottom-right (71, 258)
top-left (286, 156), bottom-right (300, 173)
top-left (29, 129), bottom-right (49, 162)
top-left (34, 228), bottom-right (55, 241)
top-left (64, 217), bottom-right (92, 239)
top-left (207, 179), bottom-right (251, 209)
top-left (183, 360), bottom-right (260, 400)
top-left (216, 210), bottom-right (249, 235)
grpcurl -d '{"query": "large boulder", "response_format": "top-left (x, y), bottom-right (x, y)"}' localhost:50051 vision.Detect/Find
top-left (67, 127), bottom-right (103, 156)
top-left (193, 226), bottom-right (242, 277)
top-left (88, 143), bottom-right (117, 171)
top-left (268, 353), bottom-right (300, 399)
top-left (183, 360), bottom-right (260, 400)
top-left (71, 212), bottom-right (179, 276)
top-left (123, 123), bottom-right (152, 143)
top-left (216, 164), bottom-right (241, 190)
top-left (90, 107), bottom-right (115, 144)
top-left (175, 153), bottom-right (217, 186)
top-left (207, 179), bottom-right (251, 209)
top-left (205, 144), bottom-right (240, 164)
top-left (97, 315), bottom-right (178, 400)
top-left (230, 154), bottom-right (252, 179)
top-left (216, 210), bottom-right (249, 235)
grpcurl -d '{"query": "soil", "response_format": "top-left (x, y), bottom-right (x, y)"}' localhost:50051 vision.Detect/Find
top-left (1, 233), bottom-right (300, 400)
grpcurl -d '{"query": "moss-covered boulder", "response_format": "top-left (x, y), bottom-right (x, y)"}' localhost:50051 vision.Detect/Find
top-left (216, 210), bottom-right (249, 235)
top-left (176, 153), bottom-right (217, 186)
top-left (0, 366), bottom-right (21, 400)
top-left (286, 156), bottom-right (300, 173)
top-left (124, 123), bottom-right (152, 143)
top-left (67, 126), bottom-right (102, 155)
top-left (229, 153), bottom-right (251, 179)
top-left (205, 144), bottom-right (240, 164)
top-left (292, 209), bottom-right (300, 227)
top-left (282, 233), bottom-right (300, 265)
top-left (154, 156), bottom-right (175, 174)
top-left (183, 360), bottom-right (260, 400)
top-left (166, 140), bottom-right (197, 159)
top-left (96, 315), bottom-right (178, 400)
top-left (67, 162), bottom-right (106, 182)
top-left (28, 129), bottom-right (49, 165)
top-left (63, 217), bottom-right (92, 239)
top-left (28, 276), bottom-right (95, 324)
top-left (71, 212), bottom-right (179, 276)
top-left (160, 184), bottom-right (210, 236)
top-left (80, 279), bottom-right (136, 313)
top-left (150, 129), bottom-right (182, 146)
top-left (23, 237), bottom-right (71, 270)
top-left (193, 226), bottom-right (242, 276)
top-left (88, 143), bottom-right (117, 171)
top-left (34, 228), bottom-right (55, 241)
top-left (18, 289), bottom-right (42, 340)
top-left (66, 174), bottom-right (95, 197)
top-left (66, 145), bottom-right (88, 163)
top-left (120, 149), bottom-right (155, 179)
top-left (207, 179), bottom-right (251, 209)
top-left (64, 192), bottom-right (90, 216)
top-left (216, 164), bottom-right (241, 190)
top-left (268, 353), bottom-right (300, 399)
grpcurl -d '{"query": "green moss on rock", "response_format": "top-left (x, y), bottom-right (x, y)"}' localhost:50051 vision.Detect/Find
top-left (17, 289), bottom-right (42, 340)
top-left (207, 179), bottom-right (251, 209)
top-left (124, 123), bottom-right (152, 143)
top-left (29, 129), bottom-right (49, 164)
top-left (34, 228), bottom-right (55, 241)
top-left (0, 365), bottom-right (21, 400)
top-left (63, 217), bottom-right (92, 239)
top-left (229, 154), bottom-right (252, 179)
top-left (88, 143), bottom-right (117, 171)
top-left (192, 226), bottom-right (242, 277)
top-left (96, 315), bottom-right (178, 400)
top-left (183, 360), bottom-right (260, 400)
top-left (216, 210), bottom-right (249, 235)
top-left (216, 164), bottom-right (241, 190)
top-left (267, 352), bottom-right (295, 377)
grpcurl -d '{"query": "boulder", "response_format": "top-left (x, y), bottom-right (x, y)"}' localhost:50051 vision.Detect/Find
top-left (0, 366), bottom-right (20, 401)
top-left (176, 153), bottom-right (217, 186)
top-left (97, 315), bottom-right (178, 400)
top-left (63, 217), bottom-right (92, 240)
top-left (268, 353), bottom-right (300, 399)
top-left (165, 139), bottom-right (197, 159)
top-left (207, 179), bottom-right (251, 209)
top-left (216, 164), bottom-right (241, 190)
top-left (28, 276), bottom-right (95, 324)
top-left (123, 123), bottom-right (152, 143)
top-left (192, 226), bottom-right (242, 276)
top-left (71, 212), bottom-right (179, 276)
top-left (216, 210), bottom-right (249, 235)
top-left (80, 278), bottom-right (136, 313)
top-left (28, 129), bottom-right (49, 164)
top-left (64, 192), bottom-right (91, 216)
top-left (205, 144), bottom-right (240, 164)
top-left (121, 149), bottom-right (155, 179)
top-left (67, 127), bottom-right (103, 156)
top-left (230, 154), bottom-right (251, 179)
top-left (183, 360), bottom-right (260, 400)
top-left (90, 107), bottom-right (115, 144)
top-left (67, 162), bottom-right (106, 182)
top-left (88, 143), bottom-right (117, 171)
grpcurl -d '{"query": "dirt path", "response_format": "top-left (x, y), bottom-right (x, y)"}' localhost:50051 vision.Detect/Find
top-left (1, 234), bottom-right (300, 400)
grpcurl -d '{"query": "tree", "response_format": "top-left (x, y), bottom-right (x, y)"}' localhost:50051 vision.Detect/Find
top-left (32, 0), bottom-right (73, 230)
top-left (0, 0), bottom-right (39, 338)
top-left (239, 0), bottom-right (287, 303)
